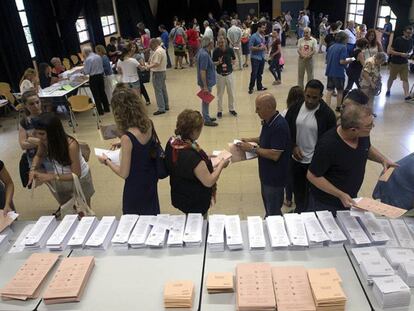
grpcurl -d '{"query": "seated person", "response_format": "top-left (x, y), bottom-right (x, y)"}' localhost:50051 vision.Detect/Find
top-left (19, 68), bottom-right (39, 94)
top-left (50, 57), bottom-right (66, 77)
top-left (38, 63), bottom-right (59, 89)
top-left (0, 160), bottom-right (15, 215)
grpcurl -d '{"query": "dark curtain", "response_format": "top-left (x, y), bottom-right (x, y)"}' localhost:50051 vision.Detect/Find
top-left (157, 0), bottom-right (189, 30)
top-left (308, 0), bottom-right (346, 25)
top-left (84, 0), bottom-right (105, 48)
top-left (23, 0), bottom-right (63, 64)
top-left (388, 0), bottom-right (411, 38)
top-left (188, 0), bottom-right (221, 25)
top-left (362, 0), bottom-right (377, 29)
top-left (222, 0), bottom-right (237, 15)
top-left (0, 0), bottom-right (33, 91)
top-left (116, 0), bottom-right (157, 39)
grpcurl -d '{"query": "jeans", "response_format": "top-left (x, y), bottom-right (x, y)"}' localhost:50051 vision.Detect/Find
top-left (201, 87), bottom-right (212, 122)
top-left (298, 28), bottom-right (304, 38)
top-left (307, 192), bottom-right (345, 216)
top-left (216, 74), bottom-right (235, 112)
top-left (291, 160), bottom-right (310, 213)
top-left (249, 58), bottom-right (265, 91)
top-left (152, 71), bottom-right (169, 112)
top-left (261, 183), bottom-right (285, 216)
top-left (269, 58), bottom-right (281, 81)
top-left (297, 57), bottom-right (314, 89)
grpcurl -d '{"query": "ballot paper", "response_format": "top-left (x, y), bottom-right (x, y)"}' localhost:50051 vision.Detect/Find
top-left (272, 266), bottom-right (316, 311)
top-left (228, 139), bottom-right (258, 163)
top-left (236, 263), bottom-right (276, 311)
top-left (164, 280), bottom-right (195, 308)
top-left (145, 214), bottom-right (171, 248)
top-left (43, 256), bottom-right (95, 304)
top-left (128, 215), bottom-right (155, 248)
top-left (379, 167), bottom-right (395, 182)
top-left (376, 218), bottom-right (400, 247)
top-left (336, 211), bottom-right (371, 245)
top-left (357, 212), bottom-right (389, 244)
top-left (403, 217), bottom-right (414, 235)
top-left (0, 230), bottom-right (10, 252)
top-left (0, 211), bottom-right (19, 233)
top-left (210, 150), bottom-right (232, 168)
top-left (206, 272), bottom-right (234, 293)
top-left (46, 215), bottom-right (79, 251)
top-left (167, 215), bottom-right (186, 247)
top-left (354, 197), bottom-right (407, 218)
top-left (389, 218), bottom-right (414, 248)
top-left (308, 268), bottom-right (343, 284)
top-left (8, 224), bottom-right (34, 253)
top-left (383, 248), bottom-right (414, 269)
top-left (224, 215), bottom-right (243, 250)
top-left (94, 148), bottom-right (120, 165)
top-left (0, 253), bottom-right (59, 300)
top-left (207, 214), bottom-right (226, 252)
top-left (183, 213), bottom-right (203, 247)
top-left (68, 216), bottom-right (98, 248)
top-left (351, 246), bottom-right (382, 264)
top-left (284, 213), bottom-right (308, 248)
top-left (25, 216), bottom-right (58, 249)
top-left (360, 258), bottom-right (395, 284)
top-left (111, 214), bottom-right (139, 248)
top-left (398, 262), bottom-right (414, 287)
top-left (265, 215), bottom-right (291, 248)
top-left (301, 212), bottom-right (330, 247)
top-left (315, 210), bottom-right (347, 245)
top-left (372, 275), bottom-right (411, 308)
top-left (247, 216), bottom-right (266, 250)
top-left (85, 216), bottom-right (117, 249)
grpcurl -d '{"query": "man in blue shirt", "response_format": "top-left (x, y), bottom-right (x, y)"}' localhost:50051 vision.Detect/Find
top-left (197, 36), bottom-right (218, 126)
top-left (248, 22), bottom-right (268, 94)
top-left (237, 93), bottom-right (291, 216)
top-left (381, 16), bottom-right (393, 52)
top-left (159, 24), bottom-right (172, 68)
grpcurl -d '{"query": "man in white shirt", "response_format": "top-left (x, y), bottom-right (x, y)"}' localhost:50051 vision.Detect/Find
top-left (344, 20), bottom-right (357, 56)
top-left (297, 27), bottom-right (317, 89)
top-left (227, 19), bottom-right (243, 70)
top-left (203, 21), bottom-right (214, 41)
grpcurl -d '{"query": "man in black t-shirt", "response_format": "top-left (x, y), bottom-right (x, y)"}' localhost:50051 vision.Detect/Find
top-left (307, 103), bottom-right (397, 214)
top-left (212, 36), bottom-right (238, 119)
top-left (106, 36), bottom-right (119, 64)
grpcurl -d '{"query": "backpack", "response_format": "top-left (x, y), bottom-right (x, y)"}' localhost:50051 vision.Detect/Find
top-left (174, 34), bottom-right (185, 46)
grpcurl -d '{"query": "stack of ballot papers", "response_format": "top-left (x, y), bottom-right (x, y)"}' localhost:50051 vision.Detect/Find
top-left (284, 213), bottom-right (308, 248)
top-left (272, 266), bottom-right (316, 311)
top-left (206, 272), bottom-right (234, 293)
top-left (183, 213), bottom-right (203, 247)
top-left (389, 219), bottom-right (414, 248)
top-left (372, 275), bottom-right (411, 308)
top-left (85, 216), bottom-right (117, 250)
top-left (0, 253), bottom-right (59, 300)
top-left (383, 248), bottom-right (414, 269)
top-left (404, 217), bottom-right (414, 234)
top-left (111, 214), bottom-right (138, 249)
top-left (307, 268), bottom-right (347, 311)
top-left (224, 215), bottom-right (243, 250)
top-left (68, 216), bottom-right (98, 248)
top-left (0, 211), bottom-right (18, 233)
top-left (145, 214), bottom-right (170, 248)
top-left (336, 211), bottom-right (371, 246)
top-left (265, 215), bottom-right (291, 249)
top-left (356, 212), bottom-right (389, 245)
top-left (163, 280), bottom-right (195, 308)
top-left (247, 216), bottom-right (266, 250)
top-left (46, 215), bottom-right (79, 251)
top-left (207, 214), bottom-right (225, 252)
top-left (360, 258), bottom-right (395, 284)
top-left (315, 211), bottom-right (347, 246)
top-left (301, 212), bottom-right (330, 247)
top-left (8, 224), bottom-right (34, 253)
top-left (43, 256), bottom-right (95, 304)
top-left (355, 197), bottom-right (407, 218)
top-left (167, 215), bottom-right (186, 247)
top-left (0, 230), bottom-right (11, 254)
top-left (128, 215), bottom-right (155, 248)
top-left (398, 262), bottom-right (414, 287)
top-left (376, 218), bottom-right (400, 247)
top-left (351, 246), bottom-right (382, 264)
top-left (25, 216), bottom-right (58, 249)
top-left (236, 263), bottom-right (276, 311)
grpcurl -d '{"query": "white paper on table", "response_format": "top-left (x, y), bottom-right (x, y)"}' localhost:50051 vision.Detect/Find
top-left (224, 215), bottom-right (243, 246)
top-left (284, 213), bottom-right (308, 246)
top-left (145, 215), bottom-right (171, 247)
top-left (24, 216), bottom-right (56, 246)
top-left (111, 214), bottom-right (139, 244)
top-left (373, 275), bottom-right (410, 294)
top-left (247, 216), bottom-right (266, 249)
top-left (376, 218), bottom-right (400, 247)
top-left (85, 216), bottom-right (116, 247)
top-left (362, 258), bottom-right (394, 276)
top-left (94, 148), bottom-right (120, 165)
top-left (358, 212), bottom-right (389, 243)
top-left (301, 212), bottom-right (329, 243)
top-left (68, 216), bottom-right (97, 247)
top-left (351, 246), bottom-right (382, 264)
top-left (315, 210), bottom-right (347, 243)
top-left (8, 224), bottom-right (34, 253)
top-left (183, 213), bottom-right (203, 244)
top-left (128, 215), bottom-right (155, 246)
top-left (266, 215), bottom-right (290, 247)
top-left (47, 215), bottom-right (79, 246)
top-left (403, 217), bottom-right (414, 235)
top-left (207, 214), bottom-right (225, 244)
top-left (389, 219), bottom-right (414, 248)
top-left (167, 215), bottom-right (186, 246)
top-left (337, 211), bottom-right (371, 245)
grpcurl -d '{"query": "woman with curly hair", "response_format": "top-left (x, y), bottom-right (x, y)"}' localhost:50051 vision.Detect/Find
top-left (98, 87), bottom-right (160, 215)
top-left (364, 28), bottom-right (383, 60)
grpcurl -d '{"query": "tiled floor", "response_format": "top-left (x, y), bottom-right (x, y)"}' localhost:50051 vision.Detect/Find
top-left (1, 44), bottom-right (414, 220)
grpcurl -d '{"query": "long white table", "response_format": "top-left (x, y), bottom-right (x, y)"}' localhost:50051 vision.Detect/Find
top-left (39, 79), bottom-right (88, 99)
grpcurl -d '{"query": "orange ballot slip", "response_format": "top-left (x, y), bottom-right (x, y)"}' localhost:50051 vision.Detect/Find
top-left (43, 256), bottom-right (95, 304)
top-left (236, 263), bottom-right (276, 311)
top-left (0, 211), bottom-right (18, 233)
top-left (206, 272), bottom-right (234, 293)
top-left (0, 253), bottom-right (59, 301)
top-left (164, 280), bottom-right (195, 308)
top-left (272, 266), bottom-right (316, 311)
top-left (379, 167), bottom-right (395, 182)
top-left (355, 197), bottom-right (407, 218)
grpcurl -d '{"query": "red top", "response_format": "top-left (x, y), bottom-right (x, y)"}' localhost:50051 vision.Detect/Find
top-left (186, 29), bottom-right (200, 48)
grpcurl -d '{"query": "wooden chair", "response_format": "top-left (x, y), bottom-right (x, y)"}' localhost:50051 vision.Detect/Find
top-left (70, 55), bottom-right (80, 66)
top-left (0, 82), bottom-right (16, 105)
top-left (0, 82), bottom-right (23, 129)
top-left (62, 58), bottom-right (72, 71)
top-left (67, 95), bottom-right (101, 133)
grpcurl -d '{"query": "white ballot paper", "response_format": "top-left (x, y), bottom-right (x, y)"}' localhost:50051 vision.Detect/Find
top-left (284, 213), bottom-right (308, 248)
top-left (25, 215), bottom-right (57, 249)
top-left (389, 219), bottom-right (414, 248)
top-left (85, 216), bottom-right (117, 249)
top-left (128, 215), bottom-right (155, 248)
top-left (167, 214), bottom-right (186, 247)
top-left (336, 211), bottom-right (371, 245)
top-left (398, 262), bottom-right (414, 287)
top-left (357, 212), bottom-right (389, 244)
top-left (247, 216), bottom-right (266, 250)
top-left (207, 214), bottom-right (226, 252)
top-left (372, 275), bottom-right (411, 308)
top-left (94, 148), bottom-right (120, 165)
top-left (315, 210), bottom-right (347, 245)
top-left (145, 214), bottom-right (171, 248)
top-left (46, 215), bottom-right (79, 250)
top-left (376, 218), bottom-right (400, 247)
top-left (403, 217), bottom-right (414, 235)
top-left (183, 213), bottom-right (203, 247)
top-left (301, 212), bottom-right (329, 247)
top-left (224, 215), bottom-right (243, 250)
top-left (8, 224), bottom-right (34, 253)
top-left (360, 258), bottom-right (395, 284)
top-left (384, 248), bottom-right (414, 269)
top-left (111, 214), bottom-right (139, 248)
top-left (265, 215), bottom-right (290, 248)
top-left (351, 246), bottom-right (382, 264)
top-left (68, 216), bottom-right (98, 248)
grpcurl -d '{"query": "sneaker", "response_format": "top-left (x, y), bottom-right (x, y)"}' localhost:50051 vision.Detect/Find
top-left (204, 121), bottom-right (218, 127)
top-left (229, 110), bottom-right (238, 116)
top-left (258, 87), bottom-right (268, 91)
top-left (165, 107), bottom-right (170, 111)
top-left (153, 110), bottom-right (165, 116)
top-left (404, 96), bottom-right (413, 102)
top-left (217, 112), bottom-right (222, 118)
top-left (385, 90), bottom-right (390, 97)
top-left (248, 89), bottom-right (253, 94)
top-left (210, 117), bottom-right (217, 122)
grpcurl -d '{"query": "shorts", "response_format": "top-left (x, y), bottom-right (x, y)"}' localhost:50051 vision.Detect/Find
top-left (127, 80), bottom-right (140, 90)
top-left (389, 63), bottom-right (409, 82)
top-left (327, 77), bottom-right (345, 91)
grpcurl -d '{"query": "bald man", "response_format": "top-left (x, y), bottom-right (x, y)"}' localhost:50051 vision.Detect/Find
top-left (237, 93), bottom-right (291, 216)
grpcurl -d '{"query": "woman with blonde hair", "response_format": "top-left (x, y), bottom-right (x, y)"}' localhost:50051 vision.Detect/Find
top-left (98, 88), bottom-right (160, 215)
top-left (20, 68), bottom-right (39, 93)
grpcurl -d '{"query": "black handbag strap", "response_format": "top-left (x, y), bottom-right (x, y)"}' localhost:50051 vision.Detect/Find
top-left (150, 120), bottom-right (162, 148)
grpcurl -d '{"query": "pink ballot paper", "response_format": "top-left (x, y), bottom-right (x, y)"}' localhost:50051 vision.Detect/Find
top-left (197, 90), bottom-right (215, 104)
top-left (211, 150), bottom-right (232, 168)
top-left (354, 197), bottom-right (407, 218)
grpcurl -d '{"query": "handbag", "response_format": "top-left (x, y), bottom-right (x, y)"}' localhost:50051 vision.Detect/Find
top-left (149, 122), bottom-right (168, 179)
top-left (138, 69), bottom-right (151, 84)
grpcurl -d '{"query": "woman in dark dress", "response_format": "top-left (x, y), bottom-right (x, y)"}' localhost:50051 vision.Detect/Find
top-left (98, 87), bottom-right (159, 215)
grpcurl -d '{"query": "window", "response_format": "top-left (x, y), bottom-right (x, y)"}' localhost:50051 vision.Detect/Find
top-left (101, 15), bottom-right (117, 36)
top-left (347, 0), bottom-right (365, 25)
top-left (15, 0), bottom-right (35, 58)
top-left (76, 17), bottom-right (89, 43)
top-left (377, 5), bottom-right (397, 30)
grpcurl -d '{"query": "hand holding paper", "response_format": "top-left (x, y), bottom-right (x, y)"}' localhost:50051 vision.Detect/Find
top-left (94, 148), bottom-right (120, 165)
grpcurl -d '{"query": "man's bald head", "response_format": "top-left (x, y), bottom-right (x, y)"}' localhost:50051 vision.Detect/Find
top-left (255, 93), bottom-right (277, 120)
